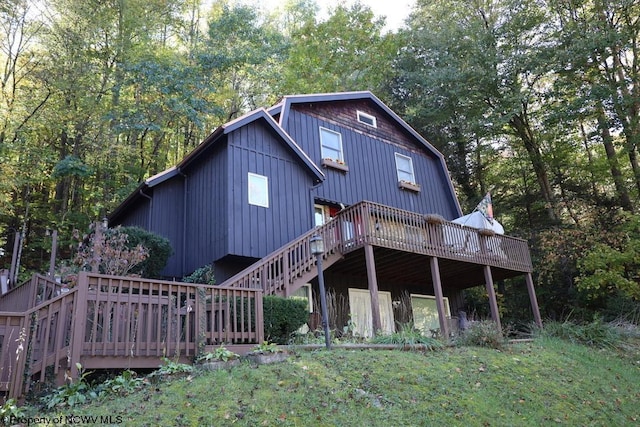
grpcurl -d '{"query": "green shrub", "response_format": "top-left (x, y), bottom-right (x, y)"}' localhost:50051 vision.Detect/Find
top-left (120, 227), bottom-right (173, 278)
top-left (534, 319), bottom-right (625, 349)
top-left (263, 296), bottom-right (309, 344)
top-left (182, 264), bottom-right (216, 285)
top-left (371, 323), bottom-right (443, 350)
top-left (456, 321), bottom-right (505, 349)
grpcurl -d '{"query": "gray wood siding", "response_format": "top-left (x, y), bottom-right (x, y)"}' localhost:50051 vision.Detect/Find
top-left (184, 142), bottom-right (228, 274)
top-left (118, 200), bottom-right (149, 229)
top-left (285, 109), bottom-right (460, 219)
top-left (226, 122), bottom-right (314, 258)
top-left (149, 178), bottom-right (183, 278)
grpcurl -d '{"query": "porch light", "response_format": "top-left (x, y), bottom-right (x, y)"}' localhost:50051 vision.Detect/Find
top-left (310, 234), bottom-right (331, 349)
top-left (310, 234), bottom-right (324, 255)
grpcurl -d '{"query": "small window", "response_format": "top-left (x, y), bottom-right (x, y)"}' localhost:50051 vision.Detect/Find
top-left (319, 127), bottom-right (344, 161)
top-left (248, 173), bottom-right (268, 207)
top-left (395, 153), bottom-right (416, 183)
top-left (357, 110), bottom-right (377, 127)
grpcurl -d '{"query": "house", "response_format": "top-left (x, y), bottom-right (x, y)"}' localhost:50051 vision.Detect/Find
top-left (109, 91), bottom-right (542, 339)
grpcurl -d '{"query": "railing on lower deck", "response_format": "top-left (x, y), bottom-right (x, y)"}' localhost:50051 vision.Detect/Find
top-left (0, 275), bottom-right (64, 312)
top-left (0, 273), bottom-right (264, 399)
top-left (336, 201), bottom-right (533, 272)
top-left (76, 273), bottom-right (264, 360)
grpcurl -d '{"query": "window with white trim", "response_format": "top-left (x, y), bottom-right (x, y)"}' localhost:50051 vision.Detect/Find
top-left (248, 173), bottom-right (269, 207)
top-left (395, 153), bottom-right (416, 183)
top-left (357, 110), bottom-right (377, 127)
top-left (319, 127), bottom-right (344, 161)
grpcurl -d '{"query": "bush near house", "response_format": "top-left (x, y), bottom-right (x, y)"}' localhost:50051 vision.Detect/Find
top-left (263, 296), bottom-right (308, 344)
top-left (120, 227), bottom-right (172, 278)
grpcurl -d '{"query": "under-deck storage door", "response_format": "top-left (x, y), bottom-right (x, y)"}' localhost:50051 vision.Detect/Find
top-left (348, 288), bottom-right (394, 338)
top-left (410, 294), bottom-right (451, 336)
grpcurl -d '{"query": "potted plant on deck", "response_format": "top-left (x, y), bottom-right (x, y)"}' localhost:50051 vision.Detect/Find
top-left (246, 341), bottom-right (289, 365)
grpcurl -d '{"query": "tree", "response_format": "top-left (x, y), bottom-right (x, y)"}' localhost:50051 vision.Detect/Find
top-left (276, 3), bottom-right (398, 96)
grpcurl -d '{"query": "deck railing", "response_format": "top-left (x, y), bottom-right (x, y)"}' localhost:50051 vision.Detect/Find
top-left (219, 201), bottom-right (532, 297)
top-left (0, 275), bottom-right (63, 312)
top-left (219, 217), bottom-right (344, 295)
top-left (0, 273), bottom-right (264, 399)
top-left (339, 201), bottom-right (533, 272)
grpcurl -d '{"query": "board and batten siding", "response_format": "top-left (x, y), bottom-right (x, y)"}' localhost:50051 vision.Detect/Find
top-left (183, 142), bottom-right (228, 275)
top-left (284, 107), bottom-right (460, 219)
top-left (148, 178), bottom-right (184, 278)
top-left (118, 199), bottom-right (149, 229)
top-left (226, 121), bottom-right (315, 259)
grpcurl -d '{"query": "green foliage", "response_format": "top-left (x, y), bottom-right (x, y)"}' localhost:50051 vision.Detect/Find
top-left (52, 155), bottom-right (93, 178)
top-left (577, 213), bottom-right (640, 301)
top-left (250, 341), bottom-right (282, 354)
top-left (99, 370), bottom-right (146, 397)
top-left (119, 226), bottom-right (173, 278)
top-left (153, 358), bottom-right (194, 377)
top-left (533, 319), bottom-right (626, 349)
top-left (456, 321), bottom-right (506, 349)
top-left (197, 346), bottom-right (239, 362)
top-left (263, 295), bottom-right (309, 344)
top-left (40, 364), bottom-right (98, 409)
top-left (182, 263), bottom-right (216, 285)
top-left (1, 399), bottom-right (26, 425)
top-left (370, 323), bottom-right (443, 350)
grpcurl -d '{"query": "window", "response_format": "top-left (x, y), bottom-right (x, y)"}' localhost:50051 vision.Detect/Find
top-left (248, 173), bottom-right (268, 207)
top-left (395, 153), bottom-right (416, 183)
top-left (357, 110), bottom-right (377, 127)
top-left (319, 127), bottom-right (344, 161)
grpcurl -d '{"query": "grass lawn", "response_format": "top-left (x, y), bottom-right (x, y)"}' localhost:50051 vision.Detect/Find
top-left (21, 337), bottom-right (640, 426)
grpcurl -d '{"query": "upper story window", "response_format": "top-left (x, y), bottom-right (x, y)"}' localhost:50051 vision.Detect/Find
top-left (357, 110), bottom-right (377, 128)
top-left (248, 172), bottom-right (269, 207)
top-left (395, 153), bottom-right (416, 183)
top-left (319, 127), bottom-right (344, 161)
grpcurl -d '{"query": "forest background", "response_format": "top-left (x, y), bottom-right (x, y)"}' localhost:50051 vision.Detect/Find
top-left (1, 0), bottom-right (639, 325)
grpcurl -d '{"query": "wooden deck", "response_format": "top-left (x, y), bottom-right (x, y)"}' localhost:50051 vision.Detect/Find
top-left (0, 200), bottom-right (536, 399)
top-left (0, 273), bottom-right (263, 399)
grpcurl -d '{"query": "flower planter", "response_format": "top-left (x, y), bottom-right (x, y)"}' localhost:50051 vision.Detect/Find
top-left (321, 158), bottom-right (349, 173)
top-left (200, 358), bottom-right (240, 371)
top-left (398, 180), bottom-right (421, 192)
top-left (245, 352), bottom-right (289, 365)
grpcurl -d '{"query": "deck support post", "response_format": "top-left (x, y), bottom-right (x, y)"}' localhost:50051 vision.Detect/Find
top-left (364, 244), bottom-right (382, 336)
top-left (70, 272), bottom-right (89, 381)
top-left (429, 257), bottom-right (449, 340)
top-left (525, 273), bottom-right (543, 328)
top-left (483, 265), bottom-right (502, 332)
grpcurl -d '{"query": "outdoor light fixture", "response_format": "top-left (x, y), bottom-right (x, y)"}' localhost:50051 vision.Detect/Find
top-left (102, 217), bottom-right (109, 230)
top-left (310, 234), bottom-right (331, 349)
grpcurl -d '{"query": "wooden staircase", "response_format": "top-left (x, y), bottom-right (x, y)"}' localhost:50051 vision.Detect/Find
top-left (217, 211), bottom-right (353, 296)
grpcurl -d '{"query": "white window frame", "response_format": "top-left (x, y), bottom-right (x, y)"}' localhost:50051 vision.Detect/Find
top-left (357, 110), bottom-right (377, 128)
top-left (248, 172), bottom-right (269, 208)
top-left (395, 153), bottom-right (416, 184)
top-left (319, 127), bottom-right (344, 161)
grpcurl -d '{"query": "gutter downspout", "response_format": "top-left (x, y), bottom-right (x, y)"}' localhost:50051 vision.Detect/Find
top-left (309, 180), bottom-right (323, 229)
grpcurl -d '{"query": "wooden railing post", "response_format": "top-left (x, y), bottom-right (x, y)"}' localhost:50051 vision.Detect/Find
top-left (70, 272), bottom-right (89, 380)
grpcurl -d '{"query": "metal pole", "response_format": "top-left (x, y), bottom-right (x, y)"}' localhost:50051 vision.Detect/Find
top-left (48, 230), bottom-right (58, 278)
top-left (9, 231), bottom-right (20, 287)
top-left (316, 255), bottom-right (331, 349)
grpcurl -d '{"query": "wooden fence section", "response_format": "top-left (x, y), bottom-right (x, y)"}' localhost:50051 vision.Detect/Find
top-left (342, 202), bottom-right (533, 273)
top-left (0, 273), bottom-right (264, 399)
top-left (0, 275), bottom-right (63, 312)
